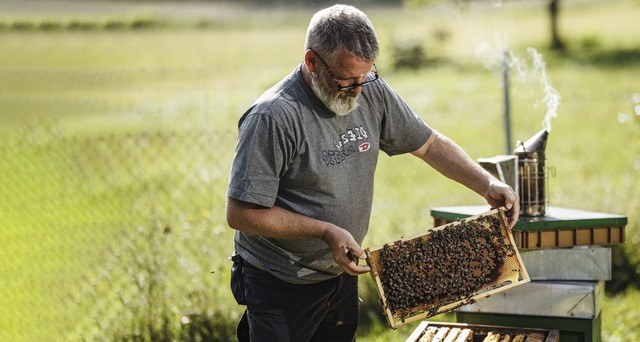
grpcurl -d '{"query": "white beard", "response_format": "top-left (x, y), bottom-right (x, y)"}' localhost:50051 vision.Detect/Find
top-left (310, 73), bottom-right (360, 116)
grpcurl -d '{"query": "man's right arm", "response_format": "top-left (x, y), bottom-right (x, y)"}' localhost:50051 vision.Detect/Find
top-left (226, 197), bottom-right (370, 275)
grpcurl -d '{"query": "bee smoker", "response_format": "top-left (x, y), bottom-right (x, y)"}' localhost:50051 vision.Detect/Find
top-left (514, 129), bottom-right (549, 216)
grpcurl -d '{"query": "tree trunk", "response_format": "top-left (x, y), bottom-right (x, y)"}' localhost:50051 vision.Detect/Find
top-left (549, 0), bottom-right (565, 51)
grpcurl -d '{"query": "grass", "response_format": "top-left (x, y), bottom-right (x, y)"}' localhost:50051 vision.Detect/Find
top-left (0, 1), bottom-right (638, 341)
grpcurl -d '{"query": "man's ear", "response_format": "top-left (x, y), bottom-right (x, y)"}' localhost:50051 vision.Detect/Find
top-left (304, 49), bottom-right (317, 74)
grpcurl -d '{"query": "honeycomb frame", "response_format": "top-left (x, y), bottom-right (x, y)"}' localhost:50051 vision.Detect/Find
top-left (365, 207), bottom-right (530, 329)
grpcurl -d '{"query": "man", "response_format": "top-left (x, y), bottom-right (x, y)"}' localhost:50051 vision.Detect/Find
top-left (226, 4), bottom-right (519, 341)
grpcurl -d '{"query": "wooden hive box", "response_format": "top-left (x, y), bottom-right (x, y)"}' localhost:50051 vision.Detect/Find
top-left (365, 207), bottom-right (530, 329)
top-left (406, 321), bottom-right (560, 342)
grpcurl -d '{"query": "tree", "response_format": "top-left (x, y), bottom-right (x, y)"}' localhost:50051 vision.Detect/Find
top-left (549, 0), bottom-right (565, 51)
top-left (404, 0), bottom-right (567, 51)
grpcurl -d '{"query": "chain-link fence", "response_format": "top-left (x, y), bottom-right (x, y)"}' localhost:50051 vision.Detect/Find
top-left (0, 116), bottom-right (444, 341)
top-left (0, 122), bottom-right (242, 341)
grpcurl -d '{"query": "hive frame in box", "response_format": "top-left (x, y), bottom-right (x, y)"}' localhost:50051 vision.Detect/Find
top-left (405, 321), bottom-right (560, 342)
top-left (365, 207), bottom-right (530, 329)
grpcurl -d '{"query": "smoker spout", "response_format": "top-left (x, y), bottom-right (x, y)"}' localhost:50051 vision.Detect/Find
top-left (514, 129), bottom-right (549, 154)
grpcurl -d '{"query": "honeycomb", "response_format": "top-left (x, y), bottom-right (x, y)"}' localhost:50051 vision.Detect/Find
top-left (365, 207), bottom-right (529, 329)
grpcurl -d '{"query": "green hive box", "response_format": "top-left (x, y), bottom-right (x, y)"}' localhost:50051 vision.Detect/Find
top-left (456, 312), bottom-right (601, 342)
top-left (430, 205), bottom-right (620, 342)
top-left (457, 281), bottom-right (603, 342)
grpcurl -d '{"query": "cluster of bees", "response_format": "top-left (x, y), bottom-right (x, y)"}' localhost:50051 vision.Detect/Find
top-left (378, 215), bottom-right (514, 319)
top-left (481, 331), bottom-right (529, 342)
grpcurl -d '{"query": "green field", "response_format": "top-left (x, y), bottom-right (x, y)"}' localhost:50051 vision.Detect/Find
top-left (1, 1), bottom-right (639, 341)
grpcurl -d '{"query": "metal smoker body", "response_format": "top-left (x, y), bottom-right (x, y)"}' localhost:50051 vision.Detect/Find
top-left (514, 129), bottom-right (549, 217)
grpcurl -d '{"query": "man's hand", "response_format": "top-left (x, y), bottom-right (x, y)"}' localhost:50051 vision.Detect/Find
top-left (322, 225), bottom-right (371, 275)
top-left (483, 180), bottom-right (520, 228)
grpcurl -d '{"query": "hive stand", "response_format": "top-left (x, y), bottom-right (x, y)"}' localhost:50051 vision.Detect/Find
top-left (430, 205), bottom-right (627, 342)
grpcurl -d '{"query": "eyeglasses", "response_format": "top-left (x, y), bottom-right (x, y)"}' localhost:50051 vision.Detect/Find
top-left (311, 49), bottom-right (379, 92)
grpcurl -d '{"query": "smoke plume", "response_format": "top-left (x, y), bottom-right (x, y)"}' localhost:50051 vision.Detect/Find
top-left (527, 47), bottom-right (561, 132)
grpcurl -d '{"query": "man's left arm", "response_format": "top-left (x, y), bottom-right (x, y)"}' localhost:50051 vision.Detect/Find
top-left (411, 130), bottom-right (520, 227)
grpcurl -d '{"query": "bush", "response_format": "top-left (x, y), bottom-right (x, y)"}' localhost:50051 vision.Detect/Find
top-left (392, 41), bottom-right (428, 70)
top-left (67, 20), bottom-right (99, 31)
top-left (10, 20), bottom-right (36, 30)
top-left (38, 20), bottom-right (64, 31)
top-left (103, 19), bottom-right (127, 30)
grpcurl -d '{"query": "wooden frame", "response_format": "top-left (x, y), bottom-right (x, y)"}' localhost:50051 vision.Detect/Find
top-left (405, 321), bottom-right (560, 342)
top-left (365, 207), bottom-right (530, 329)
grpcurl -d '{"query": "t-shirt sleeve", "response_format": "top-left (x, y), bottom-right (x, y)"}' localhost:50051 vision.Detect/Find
top-left (376, 79), bottom-right (432, 156)
top-left (226, 112), bottom-right (292, 208)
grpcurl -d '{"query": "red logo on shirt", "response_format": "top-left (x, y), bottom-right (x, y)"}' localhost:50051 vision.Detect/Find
top-left (358, 142), bottom-right (370, 153)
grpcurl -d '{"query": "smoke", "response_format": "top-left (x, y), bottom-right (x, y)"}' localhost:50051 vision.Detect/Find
top-left (462, 11), bottom-right (561, 132)
top-left (498, 47), bottom-right (561, 132)
top-left (527, 47), bottom-right (561, 132)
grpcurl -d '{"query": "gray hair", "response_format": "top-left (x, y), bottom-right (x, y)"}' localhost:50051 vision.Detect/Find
top-left (304, 4), bottom-right (380, 64)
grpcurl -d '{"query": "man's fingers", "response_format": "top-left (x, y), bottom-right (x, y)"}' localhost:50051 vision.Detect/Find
top-left (343, 262), bottom-right (371, 275)
top-left (342, 245), bottom-right (371, 275)
top-left (507, 196), bottom-right (520, 228)
top-left (350, 246), bottom-right (367, 260)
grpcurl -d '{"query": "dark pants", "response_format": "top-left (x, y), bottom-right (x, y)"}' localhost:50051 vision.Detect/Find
top-left (231, 255), bottom-right (359, 342)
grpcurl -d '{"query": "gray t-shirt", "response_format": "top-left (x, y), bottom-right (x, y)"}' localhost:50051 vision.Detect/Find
top-left (227, 64), bottom-right (432, 284)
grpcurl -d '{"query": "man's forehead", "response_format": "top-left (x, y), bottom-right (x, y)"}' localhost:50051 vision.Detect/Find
top-left (333, 50), bottom-right (375, 78)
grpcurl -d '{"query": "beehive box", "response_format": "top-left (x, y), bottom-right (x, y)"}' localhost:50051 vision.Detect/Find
top-left (431, 205), bottom-right (627, 250)
top-left (406, 321), bottom-right (559, 342)
top-left (457, 280), bottom-right (603, 319)
top-left (365, 207), bottom-right (529, 329)
top-left (520, 247), bottom-right (611, 281)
